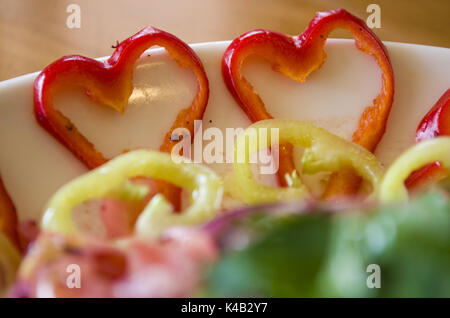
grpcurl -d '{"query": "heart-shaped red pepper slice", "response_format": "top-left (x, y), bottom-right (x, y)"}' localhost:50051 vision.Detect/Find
top-left (34, 27), bottom-right (210, 210)
top-left (222, 9), bottom-right (394, 199)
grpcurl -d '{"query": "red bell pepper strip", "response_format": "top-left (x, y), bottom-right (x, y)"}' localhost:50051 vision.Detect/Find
top-left (100, 177), bottom-right (160, 239)
top-left (0, 175), bottom-right (19, 248)
top-left (405, 88), bottom-right (450, 190)
top-left (222, 9), bottom-right (394, 199)
top-left (17, 220), bottom-right (40, 253)
top-left (34, 27), bottom-right (210, 210)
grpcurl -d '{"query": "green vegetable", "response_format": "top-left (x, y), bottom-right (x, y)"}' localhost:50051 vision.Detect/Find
top-left (205, 190), bottom-right (450, 297)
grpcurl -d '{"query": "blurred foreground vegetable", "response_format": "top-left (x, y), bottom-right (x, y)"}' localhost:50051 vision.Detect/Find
top-left (12, 188), bottom-right (449, 298)
top-left (205, 189), bottom-right (450, 297)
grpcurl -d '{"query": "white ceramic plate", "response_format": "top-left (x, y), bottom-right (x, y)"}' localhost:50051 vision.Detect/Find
top-left (1, 40), bottom-right (449, 221)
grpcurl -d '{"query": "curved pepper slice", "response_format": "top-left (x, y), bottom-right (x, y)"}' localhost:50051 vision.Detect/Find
top-left (405, 89), bottom-right (450, 190)
top-left (222, 9), bottom-right (394, 199)
top-left (41, 150), bottom-right (223, 238)
top-left (0, 232), bottom-right (21, 296)
top-left (0, 175), bottom-right (19, 248)
top-left (233, 119), bottom-right (384, 204)
top-left (34, 27), bottom-right (210, 211)
top-left (380, 137), bottom-right (450, 202)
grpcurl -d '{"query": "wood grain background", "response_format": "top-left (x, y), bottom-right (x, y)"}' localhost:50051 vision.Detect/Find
top-left (0, 0), bottom-right (449, 81)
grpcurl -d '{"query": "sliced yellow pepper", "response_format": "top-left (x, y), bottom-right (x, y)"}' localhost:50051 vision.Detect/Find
top-left (234, 119), bottom-right (385, 204)
top-left (379, 137), bottom-right (450, 202)
top-left (0, 232), bottom-right (21, 297)
top-left (42, 150), bottom-right (223, 237)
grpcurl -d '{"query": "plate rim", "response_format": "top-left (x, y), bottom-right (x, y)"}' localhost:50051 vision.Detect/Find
top-left (1, 39), bottom-right (449, 89)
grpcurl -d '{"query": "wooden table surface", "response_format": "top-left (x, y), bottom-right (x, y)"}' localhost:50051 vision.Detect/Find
top-left (0, 0), bottom-right (449, 81)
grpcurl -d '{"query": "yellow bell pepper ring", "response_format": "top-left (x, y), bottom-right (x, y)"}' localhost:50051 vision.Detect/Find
top-left (41, 150), bottom-right (223, 237)
top-left (233, 119), bottom-right (385, 204)
top-left (379, 137), bottom-right (450, 202)
top-left (0, 232), bottom-right (21, 296)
